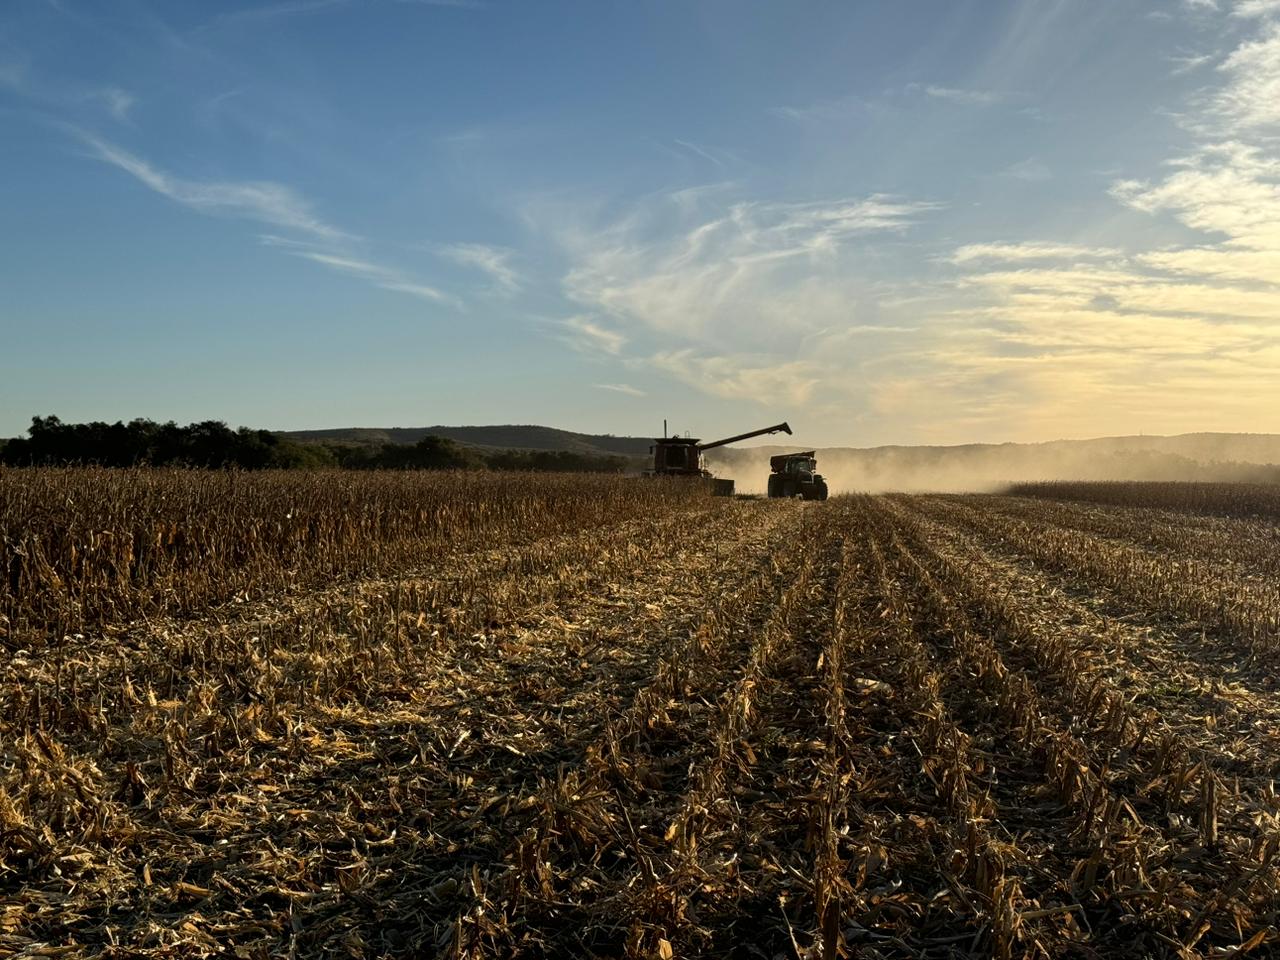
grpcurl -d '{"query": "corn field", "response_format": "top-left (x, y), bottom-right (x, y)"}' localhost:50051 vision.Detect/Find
top-left (3, 471), bottom-right (1280, 958)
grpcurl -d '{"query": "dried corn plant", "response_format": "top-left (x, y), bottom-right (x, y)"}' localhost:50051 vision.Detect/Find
top-left (1009, 481), bottom-right (1280, 522)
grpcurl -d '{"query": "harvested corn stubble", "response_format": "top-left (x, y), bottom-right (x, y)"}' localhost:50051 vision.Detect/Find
top-left (2, 471), bottom-right (1279, 958)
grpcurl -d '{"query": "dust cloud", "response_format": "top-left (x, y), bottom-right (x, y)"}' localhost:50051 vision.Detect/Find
top-left (707, 433), bottom-right (1280, 495)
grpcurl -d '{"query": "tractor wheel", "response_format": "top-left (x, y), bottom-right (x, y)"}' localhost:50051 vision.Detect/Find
top-left (814, 481), bottom-right (829, 501)
top-left (767, 475), bottom-right (783, 498)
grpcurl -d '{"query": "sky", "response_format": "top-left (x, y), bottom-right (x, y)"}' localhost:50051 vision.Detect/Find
top-left (4, 0), bottom-right (1280, 447)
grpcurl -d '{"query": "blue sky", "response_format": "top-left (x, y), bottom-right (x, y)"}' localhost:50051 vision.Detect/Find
top-left (4, 0), bottom-right (1280, 446)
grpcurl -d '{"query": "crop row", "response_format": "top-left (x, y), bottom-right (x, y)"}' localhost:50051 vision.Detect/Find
top-left (1007, 481), bottom-right (1280, 522)
top-left (0, 467), bottom-right (708, 643)
top-left (883, 497), bottom-right (1280, 954)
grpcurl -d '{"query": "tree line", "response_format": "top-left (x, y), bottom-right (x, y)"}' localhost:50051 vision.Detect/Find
top-left (0, 416), bottom-right (636, 473)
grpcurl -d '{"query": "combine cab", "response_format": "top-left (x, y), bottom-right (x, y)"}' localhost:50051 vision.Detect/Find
top-left (767, 451), bottom-right (828, 501)
top-left (648, 422), bottom-right (792, 496)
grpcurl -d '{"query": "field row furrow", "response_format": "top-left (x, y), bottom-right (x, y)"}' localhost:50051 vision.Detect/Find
top-left (964, 493), bottom-right (1280, 582)
top-left (903, 500), bottom-right (1280, 775)
top-left (883, 497), bottom-right (1280, 955)
top-left (452, 508), bottom-right (840, 958)
top-left (906, 494), bottom-right (1280, 656)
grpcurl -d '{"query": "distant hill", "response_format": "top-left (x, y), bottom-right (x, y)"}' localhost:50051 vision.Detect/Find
top-left (708, 432), bottom-right (1280, 493)
top-left (281, 424), bottom-right (654, 459)
top-left (280, 426), bottom-right (1280, 492)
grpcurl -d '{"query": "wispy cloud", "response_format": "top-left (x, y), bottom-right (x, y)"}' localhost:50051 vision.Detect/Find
top-left (1110, 142), bottom-right (1280, 246)
top-left (0, 60), bottom-right (25, 91)
top-left (1002, 158), bottom-right (1053, 181)
top-left (440, 242), bottom-right (520, 294)
top-left (196, 0), bottom-right (482, 31)
top-left (89, 87), bottom-right (135, 122)
top-left (288, 250), bottom-right (400, 279)
top-left (772, 83), bottom-right (1007, 123)
top-left (1168, 52), bottom-right (1215, 74)
top-left (261, 240), bottom-right (458, 305)
top-left (73, 126), bottom-right (465, 311)
top-left (556, 192), bottom-right (940, 349)
top-left (950, 242), bottom-right (1123, 264)
top-left (650, 350), bottom-right (821, 406)
top-left (558, 316), bottom-right (627, 355)
top-left (923, 85), bottom-right (1003, 105)
top-left (1210, 22), bottom-right (1280, 129)
top-left (528, 188), bottom-right (941, 412)
top-left (768, 93), bottom-right (871, 124)
top-left (200, 0), bottom-right (348, 29)
top-left (379, 281), bottom-right (458, 304)
top-left (1233, 0), bottom-right (1280, 17)
top-left (1, 49), bottom-right (135, 119)
top-left (593, 382), bottom-right (645, 397)
top-left (80, 131), bottom-right (348, 242)
top-left (74, 131), bottom-right (460, 308)
top-left (1138, 246), bottom-right (1280, 282)
top-left (672, 139), bottom-right (727, 168)
top-left (392, 0), bottom-right (486, 7)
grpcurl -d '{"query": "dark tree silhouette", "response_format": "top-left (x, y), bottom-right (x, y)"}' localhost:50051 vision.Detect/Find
top-left (0, 417), bottom-right (633, 473)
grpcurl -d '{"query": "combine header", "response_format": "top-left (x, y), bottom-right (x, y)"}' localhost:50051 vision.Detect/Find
top-left (647, 421), bottom-right (792, 496)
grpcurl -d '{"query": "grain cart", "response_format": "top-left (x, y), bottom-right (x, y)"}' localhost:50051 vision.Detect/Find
top-left (767, 451), bottom-right (829, 500)
top-left (647, 422), bottom-right (792, 496)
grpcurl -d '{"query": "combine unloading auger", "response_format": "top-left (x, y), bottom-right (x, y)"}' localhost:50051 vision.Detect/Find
top-left (646, 421), bottom-right (792, 496)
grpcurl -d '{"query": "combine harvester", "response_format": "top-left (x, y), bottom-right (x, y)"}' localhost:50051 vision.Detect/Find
top-left (767, 451), bottom-right (828, 500)
top-left (646, 421), bottom-right (791, 496)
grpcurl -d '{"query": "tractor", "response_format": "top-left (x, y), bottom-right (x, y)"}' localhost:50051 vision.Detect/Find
top-left (767, 451), bottom-right (828, 500)
top-left (647, 422), bottom-right (792, 496)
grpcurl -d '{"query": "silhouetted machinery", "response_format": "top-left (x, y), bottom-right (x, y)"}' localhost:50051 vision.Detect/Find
top-left (767, 451), bottom-right (829, 500)
top-left (648, 422), bottom-right (792, 496)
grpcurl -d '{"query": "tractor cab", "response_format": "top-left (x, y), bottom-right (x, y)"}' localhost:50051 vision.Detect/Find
top-left (767, 451), bottom-right (829, 500)
top-left (777, 454), bottom-right (818, 478)
top-left (649, 437), bottom-right (705, 477)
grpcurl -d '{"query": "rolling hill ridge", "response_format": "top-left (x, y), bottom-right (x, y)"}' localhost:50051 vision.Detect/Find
top-left (282, 426), bottom-right (1280, 491)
